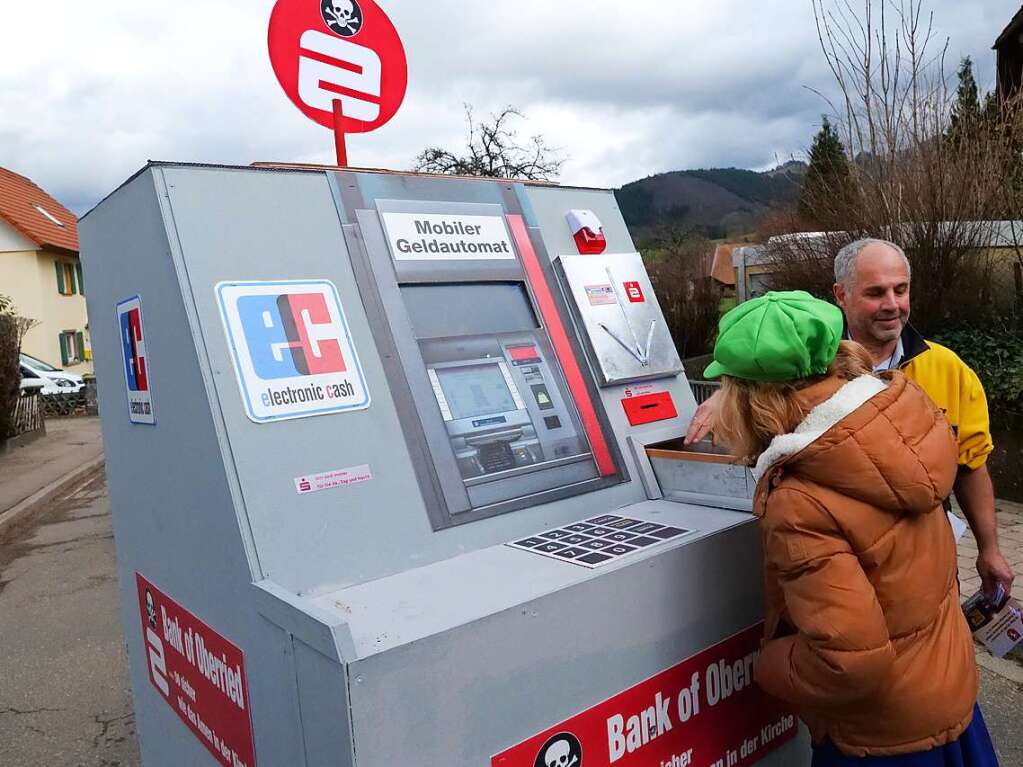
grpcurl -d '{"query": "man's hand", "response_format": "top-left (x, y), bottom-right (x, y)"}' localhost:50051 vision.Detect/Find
top-left (977, 546), bottom-right (1015, 598)
top-left (685, 389), bottom-right (722, 445)
top-left (955, 464), bottom-right (1014, 597)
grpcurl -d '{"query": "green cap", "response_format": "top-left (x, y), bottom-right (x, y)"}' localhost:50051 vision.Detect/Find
top-left (703, 291), bottom-right (844, 381)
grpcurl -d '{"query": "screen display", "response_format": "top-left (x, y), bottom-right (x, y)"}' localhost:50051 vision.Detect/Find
top-left (436, 364), bottom-right (519, 421)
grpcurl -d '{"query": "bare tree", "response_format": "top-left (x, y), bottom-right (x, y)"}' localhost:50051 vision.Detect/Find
top-left (766, 0), bottom-right (1009, 334)
top-left (413, 105), bottom-right (565, 181)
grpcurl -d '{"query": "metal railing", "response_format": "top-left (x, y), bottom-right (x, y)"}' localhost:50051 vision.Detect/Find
top-left (689, 380), bottom-right (721, 405)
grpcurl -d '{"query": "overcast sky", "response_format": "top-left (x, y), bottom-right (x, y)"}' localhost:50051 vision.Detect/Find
top-left (0, 1), bottom-right (1019, 213)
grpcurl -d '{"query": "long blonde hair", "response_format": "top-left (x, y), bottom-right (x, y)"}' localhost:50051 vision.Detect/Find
top-left (713, 341), bottom-right (875, 464)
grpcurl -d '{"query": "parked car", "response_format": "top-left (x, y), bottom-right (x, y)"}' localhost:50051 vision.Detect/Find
top-left (18, 364), bottom-right (48, 393)
top-left (19, 353), bottom-right (84, 395)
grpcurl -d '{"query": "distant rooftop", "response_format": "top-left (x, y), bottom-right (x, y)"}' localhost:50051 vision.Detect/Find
top-left (0, 167), bottom-right (79, 254)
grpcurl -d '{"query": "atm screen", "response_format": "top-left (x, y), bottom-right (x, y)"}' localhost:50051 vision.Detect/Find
top-left (436, 364), bottom-right (518, 420)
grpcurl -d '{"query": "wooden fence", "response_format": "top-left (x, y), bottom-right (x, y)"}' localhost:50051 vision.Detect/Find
top-left (10, 391), bottom-right (45, 439)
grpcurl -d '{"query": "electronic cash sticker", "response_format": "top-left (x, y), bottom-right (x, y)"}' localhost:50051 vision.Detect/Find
top-left (216, 280), bottom-right (370, 423)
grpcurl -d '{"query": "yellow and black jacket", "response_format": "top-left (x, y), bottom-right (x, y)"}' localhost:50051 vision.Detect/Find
top-left (897, 325), bottom-right (993, 470)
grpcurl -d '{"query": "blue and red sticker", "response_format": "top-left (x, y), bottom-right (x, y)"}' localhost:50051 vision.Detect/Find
top-left (117, 296), bottom-right (155, 424)
top-left (216, 281), bottom-right (370, 423)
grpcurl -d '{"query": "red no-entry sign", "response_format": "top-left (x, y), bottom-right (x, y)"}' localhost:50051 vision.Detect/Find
top-left (268, 0), bottom-right (408, 164)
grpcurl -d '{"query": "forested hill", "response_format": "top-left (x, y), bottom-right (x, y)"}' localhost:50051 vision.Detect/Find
top-left (615, 160), bottom-right (807, 242)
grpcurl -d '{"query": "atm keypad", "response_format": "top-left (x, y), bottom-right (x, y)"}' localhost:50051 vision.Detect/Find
top-left (540, 529), bottom-right (573, 540)
top-left (606, 532), bottom-right (636, 543)
top-left (561, 534), bottom-right (590, 545)
top-left (506, 517), bottom-right (692, 569)
top-left (608, 518), bottom-right (645, 530)
top-left (535, 541), bottom-right (567, 554)
top-left (512, 537), bottom-right (547, 548)
top-left (564, 523), bottom-right (593, 533)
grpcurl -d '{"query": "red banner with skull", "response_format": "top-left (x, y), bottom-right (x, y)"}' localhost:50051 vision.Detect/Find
top-left (491, 623), bottom-right (797, 767)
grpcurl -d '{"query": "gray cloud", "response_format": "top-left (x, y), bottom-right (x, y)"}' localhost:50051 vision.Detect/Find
top-left (0, 0), bottom-right (1016, 214)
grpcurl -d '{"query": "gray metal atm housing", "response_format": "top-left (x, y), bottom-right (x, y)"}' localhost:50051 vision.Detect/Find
top-left (81, 163), bottom-right (809, 766)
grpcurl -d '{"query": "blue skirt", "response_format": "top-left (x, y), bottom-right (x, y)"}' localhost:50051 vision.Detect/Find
top-left (811, 706), bottom-right (999, 766)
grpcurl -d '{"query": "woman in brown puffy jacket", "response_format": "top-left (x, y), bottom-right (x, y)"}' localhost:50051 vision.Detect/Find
top-left (703, 291), bottom-right (998, 766)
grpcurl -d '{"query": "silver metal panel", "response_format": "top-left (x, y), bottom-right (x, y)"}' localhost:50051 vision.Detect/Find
top-left (465, 457), bottom-right (599, 508)
top-left (80, 168), bottom-right (312, 766)
top-left (517, 185), bottom-right (698, 439)
top-left (339, 507), bottom-right (808, 765)
top-left (311, 499), bottom-right (743, 657)
top-left (558, 251), bottom-right (684, 385)
top-left (293, 639), bottom-right (355, 767)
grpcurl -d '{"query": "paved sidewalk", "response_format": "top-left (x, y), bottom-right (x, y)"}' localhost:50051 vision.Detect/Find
top-left (956, 498), bottom-right (1023, 667)
top-left (0, 417), bottom-right (103, 525)
top-left (957, 499), bottom-right (1023, 598)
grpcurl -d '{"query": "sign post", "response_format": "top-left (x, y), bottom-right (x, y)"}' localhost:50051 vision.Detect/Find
top-left (268, 0), bottom-right (408, 167)
top-left (332, 98), bottom-right (348, 166)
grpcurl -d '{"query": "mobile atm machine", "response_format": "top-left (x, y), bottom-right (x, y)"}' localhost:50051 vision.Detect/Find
top-left (81, 163), bottom-right (808, 767)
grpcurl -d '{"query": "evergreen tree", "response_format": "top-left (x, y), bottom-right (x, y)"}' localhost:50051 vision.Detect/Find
top-left (798, 116), bottom-right (853, 226)
top-left (948, 57), bottom-right (984, 144)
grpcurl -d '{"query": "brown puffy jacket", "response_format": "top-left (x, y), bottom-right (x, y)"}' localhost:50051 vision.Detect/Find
top-left (752, 372), bottom-right (977, 757)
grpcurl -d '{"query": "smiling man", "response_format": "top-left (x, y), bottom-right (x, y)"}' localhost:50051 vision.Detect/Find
top-left (686, 237), bottom-right (1014, 596)
top-left (833, 239), bottom-right (1013, 596)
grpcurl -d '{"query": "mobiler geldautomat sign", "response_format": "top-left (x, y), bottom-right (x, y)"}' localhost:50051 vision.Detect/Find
top-left (382, 212), bottom-right (515, 260)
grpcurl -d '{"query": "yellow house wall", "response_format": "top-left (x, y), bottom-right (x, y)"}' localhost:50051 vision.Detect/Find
top-left (1, 247), bottom-right (92, 373)
top-left (33, 249), bottom-right (92, 373)
top-left (1, 249), bottom-right (44, 331)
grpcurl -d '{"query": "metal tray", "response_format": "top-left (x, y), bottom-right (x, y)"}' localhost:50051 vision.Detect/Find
top-left (645, 438), bottom-right (754, 511)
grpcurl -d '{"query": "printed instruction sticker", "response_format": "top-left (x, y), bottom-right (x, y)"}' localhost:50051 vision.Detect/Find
top-left (216, 281), bottom-right (370, 423)
top-left (117, 296), bottom-right (156, 425)
top-left (136, 573), bottom-right (256, 767)
top-left (295, 464), bottom-right (372, 495)
top-left (584, 284), bottom-right (618, 306)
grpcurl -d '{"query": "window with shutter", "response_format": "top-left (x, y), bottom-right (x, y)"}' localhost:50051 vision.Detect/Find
top-left (64, 263), bottom-right (77, 295)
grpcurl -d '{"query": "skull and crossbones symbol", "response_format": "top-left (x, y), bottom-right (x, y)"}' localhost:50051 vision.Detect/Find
top-left (145, 589), bottom-right (158, 629)
top-left (543, 738), bottom-right (578, 767)
top-left (323, 0), bottom-right (362, 35)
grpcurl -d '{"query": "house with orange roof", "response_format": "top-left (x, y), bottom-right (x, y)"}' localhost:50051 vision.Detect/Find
top-left (0, 166), bottom-right (91, 373)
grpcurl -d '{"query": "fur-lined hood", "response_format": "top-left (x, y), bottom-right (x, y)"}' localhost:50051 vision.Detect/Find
top-left (752, 372), bottom-right (958, 517)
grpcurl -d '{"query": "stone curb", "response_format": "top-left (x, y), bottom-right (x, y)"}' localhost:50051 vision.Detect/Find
top-left (976, 647), bottom-right (1023, 685)
top-left (0, 454), bottom-right (106, 537)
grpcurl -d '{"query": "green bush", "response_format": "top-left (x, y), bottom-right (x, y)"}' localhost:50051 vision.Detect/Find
top-left (932, 326), bottom-right (1023, 408)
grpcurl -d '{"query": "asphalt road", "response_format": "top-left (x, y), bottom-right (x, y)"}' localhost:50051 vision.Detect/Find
top-left (0, 470), bottom-right (139, 767)
top-left (0, 474), bottom-right (1021, 766)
